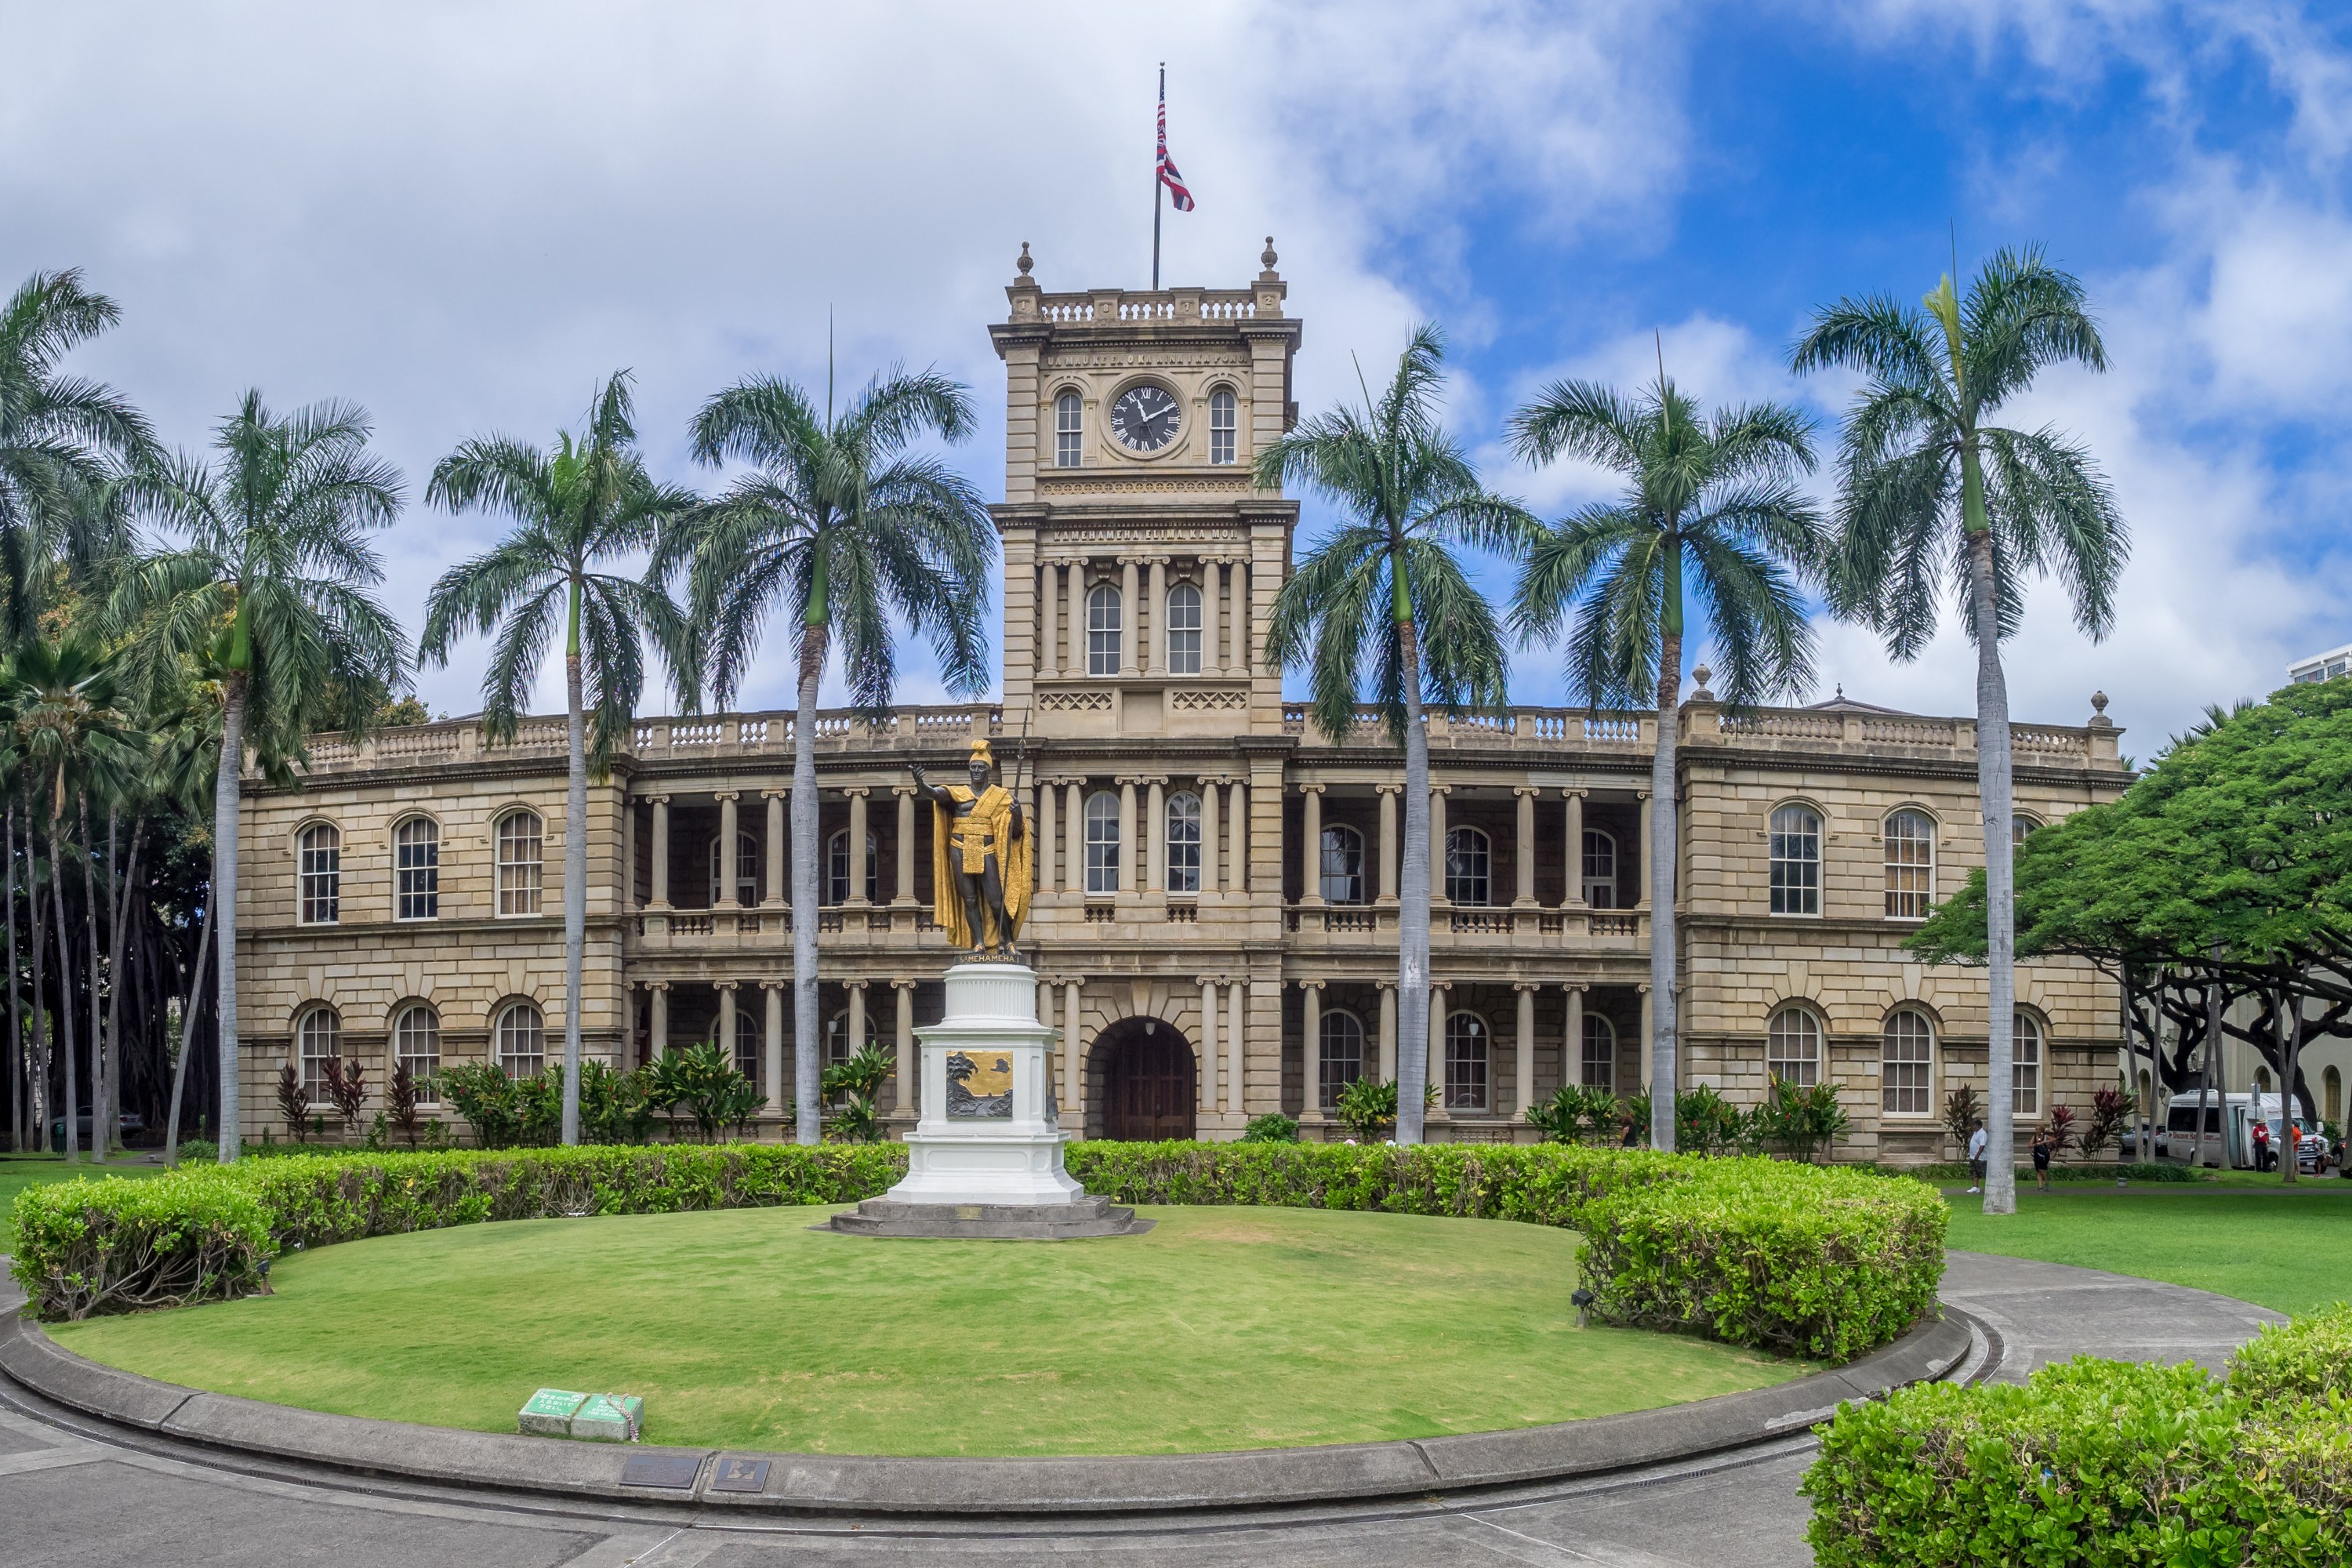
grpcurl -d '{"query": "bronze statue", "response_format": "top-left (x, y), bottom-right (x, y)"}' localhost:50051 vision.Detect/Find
top-left (913, 740), bottom-right (1031, 956)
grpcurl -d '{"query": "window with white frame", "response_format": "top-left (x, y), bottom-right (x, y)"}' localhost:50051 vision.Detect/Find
top-left (1084, 790), bottom-right (1120, 895)
top-left (730, 1007), bottom-right (760, 1081)
top-left (1054, 391), bottom-right (1083, 466)
top-left (393, 1004), bottom-right (440, 1105)
top-left (1769, 805), bottom-right (1821, 916)
top-left (1163, 791), bottom-right (1202, 894)
top-left (1320, 824), bottom-right (1365, 904)
top-left (1884, 809), bottom-right (1935, 919)
top-left (1445, 826), bottom-right (1491, 906)
top-left (496, 1001), bottom-right (546, 1078)
top-left (394, 817), bottom-right (438, 920)
top-left (495, 811), bottom-right (543, 916)
top-left (2013, 1011), bottom-right (2042, 1116)
top-left (1581, 1012), bottom-right (1617, 1091)
top-left (298, 823), bottom-right (340, 924)
top-left (1766, 1007), bottom-right (1823, 1087)
top-left (822, 1009), bottom-right (860, 1105)
top-left (1444, 1011), bottom-right (1490, 1109)
top-left (1319, 1009), bottom-right (1364, 1108)
top-left (1087, 583), bottom-right (1122, 675)
top-left (1208, 387), bottom-right (1237, 464)
top-left (1582, 828), bottom-right (1617, 908)
top-left (2013, 813), bottom-right (2041, 845)
top-left (296, 1005), bottom-right (340, 1098)
top-left (824, 829), bottom-right (878, 905)
top-left (710, 829), bottom-right (759, 906)
top-left (1165, 582), bottom-right (1203, 673)
top-left (1882, 1008), bottom-right (1934, 1115)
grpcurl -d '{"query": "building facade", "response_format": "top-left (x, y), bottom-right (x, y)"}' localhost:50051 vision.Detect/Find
top-left (234, 246), bottom-right (2135, 1161)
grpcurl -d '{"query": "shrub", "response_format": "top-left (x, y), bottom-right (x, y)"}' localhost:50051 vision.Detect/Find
top-left (1941, 1083), bottom-right (1982, 1160)
top-left (578, 1059), bottom-right (659, 1146)
top-left (1334, 1077), bottom-right (1397, 1142)
top-left (2227, 1302), bottom-right (2352, 1407)
top-left (1240, 1113), bottom-right (1300, 1143)
top-left (1675, 1084), bottom-right (1747, 1158)
top-left (651, 1043), bottom-right (765, 1142)
top-left (9, 1171), bottom-right (273, 1319)
top-left (819, 1045), bottom-right (894, 1145)
top-left (1527, 1083), bottom-right (1617, 1145)
top-left (1755, 1076), bottom-right (1849, 1163)
top-left (2078, 1086), bottom-right (2135, 1159)
top-left (275, 1063), bottom-right (311, 1142)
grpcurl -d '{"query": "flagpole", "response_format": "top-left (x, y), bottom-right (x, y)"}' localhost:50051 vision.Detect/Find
top-left (1152, 62), bottom-right (1165, 290)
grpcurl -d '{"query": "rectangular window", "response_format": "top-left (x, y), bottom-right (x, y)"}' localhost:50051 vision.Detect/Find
top-left (2013, 1015), bottom-right (2042, 1116)
top-left (395, 822), bottom-right (439, 920)
top-left (1087, 586), bottom-right (1122, 677)
top-left (1166, 584), bottom-right (1202, 675)
top-left (496, 813), bottom-right (544, 916)
top-left (298, 829), bottom-right (340, 925)
top-left (1208, 389), bottom-right (1237, 465)
top-left (1084, 794), bottom-right (1120, 895)
top-left (1055, 393), bottom-right (1083, 467)
top-left (1165, 793), bottom-right (1201, 895)
top-left (1884, 811), bottom-right (1935, 920)
top-left (1769, 807), bottom-right (1820, 916)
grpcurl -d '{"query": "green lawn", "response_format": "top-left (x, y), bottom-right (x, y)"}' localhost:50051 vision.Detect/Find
top-left (51, 1204), bottom-right (1806, 1455)
top-left (1, 1156), bottom-right (167, 1255)
top-left (1944, 1185), bottom-right (2352, 1316)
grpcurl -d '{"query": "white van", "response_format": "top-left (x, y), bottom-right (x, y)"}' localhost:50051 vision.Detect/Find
top-left (2157, 1091), bottom-right (2324, 1170)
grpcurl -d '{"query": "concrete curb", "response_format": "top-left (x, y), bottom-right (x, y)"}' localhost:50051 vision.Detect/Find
top-left (0, 1306), bottom-right (1969, 1515)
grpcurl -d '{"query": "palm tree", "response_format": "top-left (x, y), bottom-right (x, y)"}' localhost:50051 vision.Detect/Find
top-left (117, 393), bottom-right (408, 1162)
top-left (1258, 325), bottom-right (1537, 1145)
top-left (0, 270), bottom-right (154, 641)
top-left (422, 371), bottom-right (694, 1146)
top-left (668, 367), bottom-right (993, 1145)
top-left (1508, 375), bottom-right (1823, 1149)
top-left (1790, 244), bottom-right (2125, 1214)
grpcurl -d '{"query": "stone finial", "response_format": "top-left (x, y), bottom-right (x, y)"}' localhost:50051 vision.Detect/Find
top-left (2089, 689), bottom-right (2112, 728)
top-left (1260, 236), bottom-right (1279, 276)
top-left (1015, 241), bottom-right (1033, 278)
top-left (1691, 663), bottom-right (1714, 700)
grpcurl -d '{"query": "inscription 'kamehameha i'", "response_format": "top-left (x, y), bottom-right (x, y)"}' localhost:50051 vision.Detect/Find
top-left (944, 1050), bottom-right (1013, 1118)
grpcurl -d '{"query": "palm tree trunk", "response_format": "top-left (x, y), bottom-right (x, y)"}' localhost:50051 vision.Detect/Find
top-left (27, 805), bottom-right (48, 1155)
top-left (1965, 526), bottom-right (2016, 1214)
top-left (82, 793), bottom-right (103, 1163)
top-left (2281, 990), bottom-right (2303, 1185)
top-left (164, 902), bottom-right (212, 1164)
top-left (792, 619), bottom-right (827, 1145)
top-left (1396, 615), bottom-right (1432, 1146)
top-left (52, 811), bottom-right (78, 1163)
top-left (561, 648), bottom-right (586, 1146)
top-left (1650, 628), bottom-right (1682, 1151)
top-left (5, 805), bottom-right (19, 1154)
top-left (103, 811), bottom-right (143, 1162)
top-left (213, 675), bottom-right (246, 1162)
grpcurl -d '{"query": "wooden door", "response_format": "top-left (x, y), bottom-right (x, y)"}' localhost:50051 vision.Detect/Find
top-left (1103, 1030), bottom-right (1196, 1141)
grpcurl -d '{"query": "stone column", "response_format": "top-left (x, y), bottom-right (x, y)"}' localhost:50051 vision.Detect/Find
top-left (1515, 982), bottom-right (1537, 1118)
top-left (649, 980), bottom-right (670, 1059)
top-left (847, 788), bottom-right (871, 906)
top-left (1119, 559), bottom-right (1141, 677)
top-left (1065, 780), bottom-right (1084, 894)
top-left (764, 790), bottom-right (786, 912)
top-left (1200, 777), bottom-right (1221, 894)
top-left (894, 787), bottom-right (918, 906)
top-left (715, 793), bottom-right (741, 908)
top-left (1117, 779), bottom-right (1138, 895)
top-left (762, 982), bottom-right (784, 1121)
top-left (622, 796), bottom-right (637, 910)
top-left (1513, 786), bottom-right (1537, 909)
top-left (1429, 985), bottom-right (1449, 1114)
top-left (1639, 984), bottom-right (1654, 1095)
top-left (1565, 789), bottom-right (1587, 909)
top-left (847, 980), bottom-right (867, 1064)
top-left (1067, 559), bottom-right (1087, 675)
top-left (1226, 979), bottom-right (1244, 1118)
top-left (1146, 778), bottom-right (1167, 893)
top-left (1039, 562), bottom-right (1060, 678)
top-left (1200, 559), bottom-right (1222, 677)
top-left (1299, 783), bottom-right (1324, 906)
top-left (1377, 982), bottom-right (1398, 1083)
top-left (893, 979), bottom-right (916, 1114)
top-left (1198, 977), bottom-right (1218, 1113)
top-left (1037, 781), bottom-right (1058, 893)
top-left (648, 796), bottom-right (672, 909)
top-left (1229, 780), bottom-right (1248, 891)
top-left (1062, 982), bottom-right (1083, 1123)
top-left (1301, 981), bottom-right (1323, 1123)
top-left (1636, 789), bottom-right (1652, 911)
top-left (1229, 561), bottom-right (1249, 673)
top-left (717, 981), bottom-right (738, 1065)
top-left (1376, 785), bottom-right (1399, 906)
top-left (1147, 558), bottom-right (1167, 676)
top-left (1567, 982), bottom-right (1587, 1088)
top-left (1429, 785), bottom-right (1451, 906)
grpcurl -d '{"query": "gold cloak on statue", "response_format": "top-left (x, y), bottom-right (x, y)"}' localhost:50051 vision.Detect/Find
top-left (930, 781), bottom-right (1033, 949)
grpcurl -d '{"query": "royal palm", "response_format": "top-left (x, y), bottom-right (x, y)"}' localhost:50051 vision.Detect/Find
top-left (670, 368), bottom-right (993, 1143)
top-left (1258, 325), bottom-right (1535, 1144)
top-left (1791, 245), bottom-right (2125, 1214)
top-left (423, 371), bottom-right (693, 1145)
top-left (1508, 375), bottom-right (1822, 1149)
top-left (118, 394), bottom-right (407, 1162)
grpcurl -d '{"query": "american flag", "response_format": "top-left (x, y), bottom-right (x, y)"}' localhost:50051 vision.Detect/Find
top-left (1157, 83), bottom-right (1194, 212)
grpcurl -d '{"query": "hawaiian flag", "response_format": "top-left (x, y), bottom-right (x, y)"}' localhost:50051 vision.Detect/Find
top-left (1156, 83), bottom-right (1195, 211)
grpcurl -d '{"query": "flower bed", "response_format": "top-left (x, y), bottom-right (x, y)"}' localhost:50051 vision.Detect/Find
top-left (12, 1142), bottom-right (1944, 1363)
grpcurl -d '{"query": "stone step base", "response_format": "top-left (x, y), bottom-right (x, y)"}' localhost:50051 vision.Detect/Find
top-left (826, 1195), bottom-right (1154, 1240)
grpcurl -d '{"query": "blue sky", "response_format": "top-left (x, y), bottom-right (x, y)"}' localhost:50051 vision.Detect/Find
top-left (2, 1), bottom-right (2347, 749)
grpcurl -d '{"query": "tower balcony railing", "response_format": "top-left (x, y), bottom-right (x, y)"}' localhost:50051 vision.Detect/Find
top-left (1279, 902), bottom-right (1649, 950)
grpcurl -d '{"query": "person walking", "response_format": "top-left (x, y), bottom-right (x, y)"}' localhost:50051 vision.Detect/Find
top-left (2032, 1127), bottom-right (2054, 1192)
top-left (2252, 1116), bottom-right (2273, 1173)
top-left (1966, 1120), bottom-right (1988, 1194)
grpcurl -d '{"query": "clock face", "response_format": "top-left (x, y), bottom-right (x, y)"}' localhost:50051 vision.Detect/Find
top-left (1109, 383), bottom-right (1181, 453)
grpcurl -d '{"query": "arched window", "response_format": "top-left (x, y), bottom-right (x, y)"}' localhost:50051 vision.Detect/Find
top-left (496, 1002), bottom-right (546, 1079)
top-left (822, 1009), bottom-right (862, 1105)
top-left (1084, 790), bottom-right (1121, 895)
top-left (1882, 1008), bottom-right (1934, 1116)
top-left (1769, 805), bottom-right (1821, 916)
top-left (709, 829), bottom-right (759, 906)
top-left (2013, 1011), bottom-right (2042, 1116)
top-left (1054, 390), bottom-right (1083, 467)
top-left (1319, 1009), bottom-right (1364, 1108)
top-left (1087, 583), bottom-right (1122, 675)
top-left (1884, 809), bottom-right (1936, 919)
top-left (1165, 791), bottom-right (1202, 894)
top-left (495, 810), bottom-right (543, 916)
top-left (824, 829), bottom-right (879, 906)
top-left (394, 817), bottom-right (439, 920)
top-left (1320, 823), bottom-right (1365, 904)
top-left (1581, 829), bottom-right (1617, 909)
top-left (296, 1005), bottom-right (340, 1098)
top-left (1443, 1011), bottom-right (1490, 1110)
top-left (2325, 1065), bottom-right (2343, 1125)
top-left (298, 823), bottom-right (341, 924)
top-left (1581, 1012), bottom-right (1617, 1091)
top-left (1766, 1007), bottom-right (1823, 1087)
top-left (1208, 387), bottom-right (1237, 465)
top-left (1165, 582), bottom-right (1203, 674)
top-left (2013, 813), bottom-right (2042, 845)
top-left (2254, 1065), bottom-right (2272, 1093)
top-left (1445, 826), bottom-right (1491, 906)
top-left (731, 1005), bottom-right (760, 1082)
top-left (393, 1004), bottom-right (441, 1106)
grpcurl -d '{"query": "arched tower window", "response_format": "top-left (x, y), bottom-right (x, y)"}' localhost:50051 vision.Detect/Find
top-left (1581, 1012), bottom-right (1617, 1091)
top-left (1054, 390), bottom-right (1083, 467)
top-left (1166, 582), bottom-right (1203, 673)
top-left (1208, 387), bottom-right (1237, 465)
top-left (1769, 805), bottom-right (1821, 916)
top-left (1087, 583), bottom-right (1122, 676)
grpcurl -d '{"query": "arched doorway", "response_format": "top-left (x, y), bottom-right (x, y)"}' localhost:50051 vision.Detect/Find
top-left (1091, 1016), bottom-right (1196, 1142)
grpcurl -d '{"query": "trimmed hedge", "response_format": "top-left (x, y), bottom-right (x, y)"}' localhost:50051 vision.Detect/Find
top-left (11, 1143), bottom-right (1944, 1366)
top-left (1803, 1304), bottom-right (2352, 1566)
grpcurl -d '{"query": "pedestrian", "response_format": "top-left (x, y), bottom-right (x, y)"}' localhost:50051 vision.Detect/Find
top-left (2032, 1127), bottom-right (2053, 1192)
top-left (2252, 1116), bottom-right (2272, 1172)
top-left (1966, 1119), bottom-right (1987, 1194)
